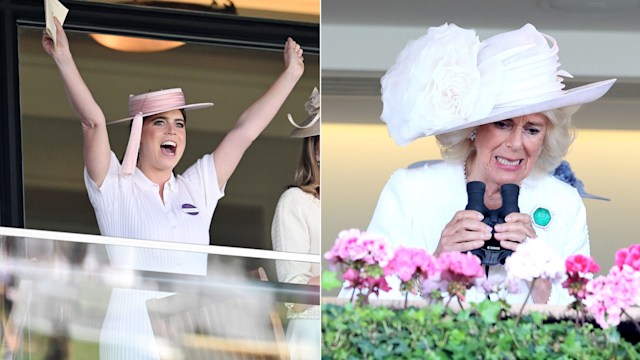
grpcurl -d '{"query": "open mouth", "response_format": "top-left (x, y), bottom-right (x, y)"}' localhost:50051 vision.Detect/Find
top-left (160, 141), bottom-right (177, 156)
top-left (496, 156), bottom-right (521, 166)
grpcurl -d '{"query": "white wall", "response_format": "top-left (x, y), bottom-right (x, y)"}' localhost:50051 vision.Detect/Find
top-left (321, 95), bottom-right (640, 285)
top-left (321, 18), bottom-right (640, 285)
top-left (322, 24), bottom-right (640, 79)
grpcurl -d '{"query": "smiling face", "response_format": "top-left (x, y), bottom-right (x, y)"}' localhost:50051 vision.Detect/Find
top-left (138, 109), bottom-right (186, 175)
top-left (471, 113), bottom-right (549, 186)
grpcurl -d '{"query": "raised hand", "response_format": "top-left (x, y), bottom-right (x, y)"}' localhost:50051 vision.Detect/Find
top-left (283, 37), bottom-right (304, 79)
top-left (42, 17), bottom-right (70, 60)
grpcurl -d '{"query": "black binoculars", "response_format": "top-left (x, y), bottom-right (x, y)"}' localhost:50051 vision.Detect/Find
top-left (465, 181), bottom-right (520, 266)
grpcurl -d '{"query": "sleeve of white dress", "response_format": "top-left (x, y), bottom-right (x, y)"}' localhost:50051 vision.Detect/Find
top-left (84, 151), bottom-right (120, 211)
top-left (271, 189), bottom-right (313, 285)
top-left (548, 191), bottom-right (590, 305)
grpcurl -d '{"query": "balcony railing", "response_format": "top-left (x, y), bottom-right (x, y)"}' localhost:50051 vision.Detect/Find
top-left (0, 226), bottom-right (319, 359)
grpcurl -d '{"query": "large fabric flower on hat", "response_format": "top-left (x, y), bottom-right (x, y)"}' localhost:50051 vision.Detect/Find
top-left (381, 23), bottom-right (500, 145)
top-left (304, 87), bottom-right (320, 115)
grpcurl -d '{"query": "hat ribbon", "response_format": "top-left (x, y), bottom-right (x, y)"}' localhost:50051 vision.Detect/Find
top-left (120, 112), bottom-right (143, 175)
top-left (287, 112), bottom-right (319, 129)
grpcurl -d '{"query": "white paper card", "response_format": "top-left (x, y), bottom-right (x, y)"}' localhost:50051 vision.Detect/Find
top-left (45, 0), bottom-right (69, 45)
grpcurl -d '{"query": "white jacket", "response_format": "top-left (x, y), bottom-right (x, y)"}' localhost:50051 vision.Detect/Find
top-left (343, 160), bottom-right (589, 305)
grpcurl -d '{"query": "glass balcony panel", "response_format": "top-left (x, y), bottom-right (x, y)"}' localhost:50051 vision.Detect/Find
top-left (0, 227), bottom-right (319, 359)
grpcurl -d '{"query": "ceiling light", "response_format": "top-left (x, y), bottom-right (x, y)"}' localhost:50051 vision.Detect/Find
top-left (90, 0), bottom-right (236, 53)
top-left (89, 34), bottom-right (185, 52)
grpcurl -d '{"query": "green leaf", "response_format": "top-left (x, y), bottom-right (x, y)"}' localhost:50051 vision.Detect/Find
top-left (321, 270), bottom-right (343, 291)
top-left (321, 302), bottom-right (640, 359)
top-left (477, 300), bottom-right (503, 324)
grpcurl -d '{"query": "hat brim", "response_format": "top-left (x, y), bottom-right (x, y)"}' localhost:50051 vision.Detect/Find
top-left (581, 192), bottom-right (610, 201)
top-left (108, 102), bottom-right (214, 125)
top-left (432, 79), bottom-right (616, 136)
top-left (289, 113), bottom-right (320, 138)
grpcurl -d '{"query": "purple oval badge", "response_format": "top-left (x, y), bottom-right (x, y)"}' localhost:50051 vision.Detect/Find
top-left (181, 203), bottom-right (199, 215)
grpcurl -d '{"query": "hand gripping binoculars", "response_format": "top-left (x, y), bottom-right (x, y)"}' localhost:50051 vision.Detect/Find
top-left (465, 181), bottom-right (520, 266)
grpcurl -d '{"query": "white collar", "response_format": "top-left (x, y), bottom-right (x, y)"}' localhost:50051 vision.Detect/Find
top-left (132, 168), bottom-right (177, 193)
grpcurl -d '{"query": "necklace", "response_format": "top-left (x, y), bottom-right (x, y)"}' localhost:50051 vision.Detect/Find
top-left (463, 159), bottom-right (469, 183)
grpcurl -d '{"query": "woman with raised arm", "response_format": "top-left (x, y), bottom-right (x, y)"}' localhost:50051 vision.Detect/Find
top-left (43, 17), bottom-right (304, 359)
top-left (42, 18), bottom-right (304, 246)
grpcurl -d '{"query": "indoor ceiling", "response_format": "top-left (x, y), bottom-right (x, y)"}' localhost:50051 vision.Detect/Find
top-left (322, 0), bottom-right (640, 31)
top-left (321, 0), bottom-right (640, 130)
top-left (321, 0), bottom-right (640, 96)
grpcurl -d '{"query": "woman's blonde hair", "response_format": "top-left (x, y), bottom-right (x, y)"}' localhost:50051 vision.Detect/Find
top-left (435, 106), bottom-right (579, 176)
top-left (291, 135), bottom-right (320, 198)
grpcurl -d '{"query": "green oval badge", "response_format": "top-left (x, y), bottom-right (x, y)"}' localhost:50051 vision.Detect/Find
top-left (533, 207), bottom-right (552, 228)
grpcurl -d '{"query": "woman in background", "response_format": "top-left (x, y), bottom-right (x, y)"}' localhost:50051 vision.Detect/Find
top-left (271, 88), bottom-right (320, 359)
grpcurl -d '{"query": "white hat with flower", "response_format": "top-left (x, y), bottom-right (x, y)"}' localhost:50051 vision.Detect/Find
top-left (288, 87), bottom-right (320, 138)
top-left (381, 23), bottom-right (616, 146)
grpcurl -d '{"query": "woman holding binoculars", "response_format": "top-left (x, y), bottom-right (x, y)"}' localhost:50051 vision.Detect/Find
top-left (364, 23), bottom-right (615, 305)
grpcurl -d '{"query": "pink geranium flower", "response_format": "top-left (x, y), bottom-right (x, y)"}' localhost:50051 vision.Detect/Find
top-left (326, 226), bottom-right (640, 333)
top-left (438, 251), bottom-right (485, 281)
top-left (615, 244), bottom-right (640, 271)
top-left (324, 229), bottom-right (394, 305)
top-left (427, 251), bottom-right (485, 303)
top-left (563, 254), bottom-right (600, 301)
top-left (384, 246), bottom-right (438, 282)
top-left (362, 275), bottom-right (392, 297)
top-left (565, 254), bottom-right (600, 275)
top-left (383, 247), bottom-right (440, 307)
top-left (324, 228), bottom-right (393, 267)
top-left (584, 264), bottom-right (640, 329)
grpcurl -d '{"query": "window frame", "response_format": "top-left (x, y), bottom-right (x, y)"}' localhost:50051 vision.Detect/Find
top-left (0, 0), bottom-right (318, 227)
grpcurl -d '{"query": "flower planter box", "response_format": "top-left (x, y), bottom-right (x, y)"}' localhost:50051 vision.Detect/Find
top-left (323, 232), bottom-right (640, 358)
top-left (322, 297), bottom-right (640, 359)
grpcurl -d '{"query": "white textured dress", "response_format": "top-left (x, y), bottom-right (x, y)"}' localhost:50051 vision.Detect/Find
top-left (85, 152), bottom-right (223, 359)
top-left (271, 187), bottom-right (320, 360)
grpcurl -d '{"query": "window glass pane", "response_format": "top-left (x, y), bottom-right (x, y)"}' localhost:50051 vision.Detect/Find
top-left (19, 26), bottom-right (319, 250)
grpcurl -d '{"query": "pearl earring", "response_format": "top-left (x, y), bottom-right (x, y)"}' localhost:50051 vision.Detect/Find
top-left (468, 130), bottom-right (477, 141)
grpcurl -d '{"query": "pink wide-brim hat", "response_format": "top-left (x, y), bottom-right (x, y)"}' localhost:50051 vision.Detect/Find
top-left (108, 88), bottom-right (213, 125)
top-left (109, 88), bottom-right (213, 175)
